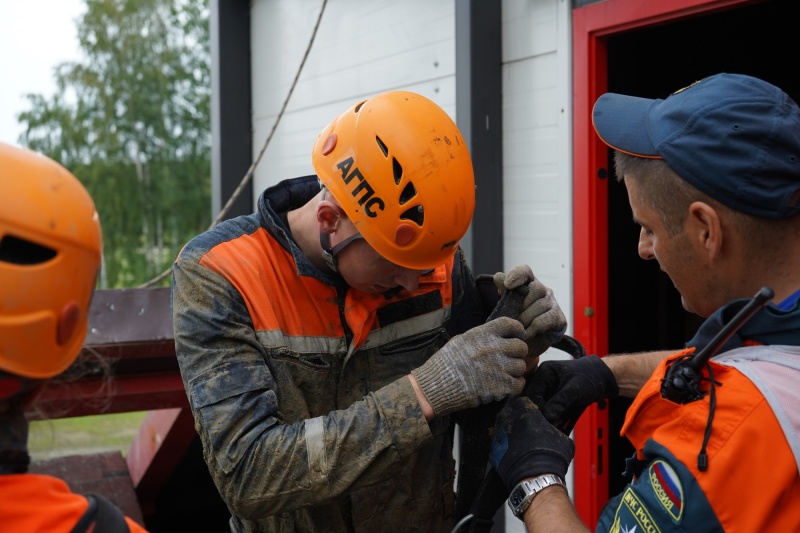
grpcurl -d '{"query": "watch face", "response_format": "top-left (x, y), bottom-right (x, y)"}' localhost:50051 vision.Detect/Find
top-left (509, 485), bottom-right (526, 508)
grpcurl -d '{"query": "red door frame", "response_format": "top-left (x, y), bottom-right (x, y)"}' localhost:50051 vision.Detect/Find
top-left (570, 0), bottom-right (752, 525)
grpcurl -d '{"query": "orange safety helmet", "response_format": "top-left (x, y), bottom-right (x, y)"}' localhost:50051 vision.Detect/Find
top-left (311, 91), bottom-right (476, 270)
top-left (0, 142), bottom-right (102, 379)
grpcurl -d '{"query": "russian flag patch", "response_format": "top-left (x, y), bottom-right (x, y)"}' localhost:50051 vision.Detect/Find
top-left (648, 460), bottom-right (684, 522)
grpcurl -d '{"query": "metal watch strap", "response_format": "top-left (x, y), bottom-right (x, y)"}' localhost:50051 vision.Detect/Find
top-left (507, 474), bottom-right (567, 518)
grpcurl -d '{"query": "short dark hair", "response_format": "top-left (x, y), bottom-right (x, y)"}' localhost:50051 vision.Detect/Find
top-left (614, 152), bottom-right (704, 235)
top-left (614, 151), bottom-right (794, 252)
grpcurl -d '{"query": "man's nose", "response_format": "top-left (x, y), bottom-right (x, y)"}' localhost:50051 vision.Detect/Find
top-left (638, 228), bottom-right (654, 260)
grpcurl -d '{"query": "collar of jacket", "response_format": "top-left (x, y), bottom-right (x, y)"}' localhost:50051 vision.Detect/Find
top-left (687, 290), bottom-right (800, 353)
top-left (258, 175), bottom-right (350, 286)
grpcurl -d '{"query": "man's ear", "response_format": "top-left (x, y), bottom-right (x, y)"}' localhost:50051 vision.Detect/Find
top-left (688, 201), bottom-right (722, 259)
top-left (317, 199), bottom-right (343, 234)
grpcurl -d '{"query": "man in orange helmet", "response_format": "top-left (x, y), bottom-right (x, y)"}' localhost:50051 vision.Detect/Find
top-left (0, 142), bottom-right (149, 532)
top-left (172, 91), bottom-right (567, 532)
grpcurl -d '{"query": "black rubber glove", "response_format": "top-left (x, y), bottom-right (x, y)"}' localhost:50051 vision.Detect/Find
top-left (524, 355), bottom-right (619, 434)
top-left (490, 396), bottom-right (575, 490)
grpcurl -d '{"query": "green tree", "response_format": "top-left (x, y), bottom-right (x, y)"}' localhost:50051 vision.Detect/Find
top-left (18, 0), bottom-right (211, 288)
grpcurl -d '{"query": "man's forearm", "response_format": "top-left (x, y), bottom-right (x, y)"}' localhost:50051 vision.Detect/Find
top-left (603, 349), bottom-right (674, 397)
top-left (521, 485), bottom-right (590, 533)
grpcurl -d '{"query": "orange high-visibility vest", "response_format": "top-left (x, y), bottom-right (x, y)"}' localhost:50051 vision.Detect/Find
top-left (0, 473), bottom-right (149, 532)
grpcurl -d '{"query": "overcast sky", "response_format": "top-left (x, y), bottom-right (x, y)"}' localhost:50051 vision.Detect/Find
top-left (0, 0), bottom-right (85, 145)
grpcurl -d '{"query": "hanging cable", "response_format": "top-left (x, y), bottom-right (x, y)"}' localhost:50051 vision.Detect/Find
top-left (138, 0), bottom-right (328, 288)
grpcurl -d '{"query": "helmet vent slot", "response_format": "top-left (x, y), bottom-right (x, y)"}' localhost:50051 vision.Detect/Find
top-left (0, 235), bottom-right (57, 265)
top-left (392, 157), bottom-right (403, 185)
top-left (400, 205), bottom-right (424, 226)
top-left (399, 182), bottom-right (416, 205)
top-left (376, 136), bottom-right (389, 157)
top-left (355, 101), bottom-right (366, 113)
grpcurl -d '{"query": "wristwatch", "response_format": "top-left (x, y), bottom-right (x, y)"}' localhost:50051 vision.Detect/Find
top-left (507, 474), bottom-right (567, 518)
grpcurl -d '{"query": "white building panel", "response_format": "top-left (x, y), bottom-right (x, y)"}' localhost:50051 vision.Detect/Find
top-left (250, 0), bottom-right (457, 197)
top-left (501, 0), bottom-right (572, 321)
top-left (503, 0), bottom-right (559, 62)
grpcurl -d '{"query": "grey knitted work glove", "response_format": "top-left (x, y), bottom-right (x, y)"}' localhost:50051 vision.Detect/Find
top-left (493, 265), bottom-right (567, 358)
top-left (411, 317), bottom-right (528, 417)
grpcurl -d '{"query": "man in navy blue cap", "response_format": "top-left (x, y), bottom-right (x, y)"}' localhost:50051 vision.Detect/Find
top-left (487, 73), bottom-right (800, 532)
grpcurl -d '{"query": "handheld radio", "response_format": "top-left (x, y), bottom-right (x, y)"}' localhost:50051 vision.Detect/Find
top-left (660, 286), bottom-right (774, 404)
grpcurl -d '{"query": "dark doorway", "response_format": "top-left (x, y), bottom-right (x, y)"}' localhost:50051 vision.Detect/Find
top-left (604, 0), bottom-right (800, 497)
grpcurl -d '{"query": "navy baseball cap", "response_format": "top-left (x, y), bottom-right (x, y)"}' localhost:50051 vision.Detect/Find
top-left (592, 73), bottom-right (800, 219)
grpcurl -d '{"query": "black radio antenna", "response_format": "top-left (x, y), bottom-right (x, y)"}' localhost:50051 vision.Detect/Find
top-left (661, 286), bottom-right (774, 404)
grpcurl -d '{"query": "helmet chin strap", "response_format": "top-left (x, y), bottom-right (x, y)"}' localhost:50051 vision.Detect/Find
top-left (320, 231), bottom-right (364, 273)
top-left (318, 185), bottom-right (365, 273)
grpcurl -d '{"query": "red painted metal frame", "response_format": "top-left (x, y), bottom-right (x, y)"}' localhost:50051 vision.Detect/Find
top-left (127, 407), bottom-right (197, 521)
top-left (570, 0), bottom-right (752, 526)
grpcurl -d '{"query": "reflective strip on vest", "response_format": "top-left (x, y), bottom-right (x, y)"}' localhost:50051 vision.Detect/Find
top-left (716, 345), bottom-right (800, 475)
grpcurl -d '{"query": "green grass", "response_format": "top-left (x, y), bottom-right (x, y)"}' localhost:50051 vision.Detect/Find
top-left (28, 411), bottom-right (149, 461)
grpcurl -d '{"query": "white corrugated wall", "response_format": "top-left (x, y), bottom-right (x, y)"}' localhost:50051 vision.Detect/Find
top-left (250, 0), bottom-right (457, 192)
top-left (501, 0), bottom-right (573, 349)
